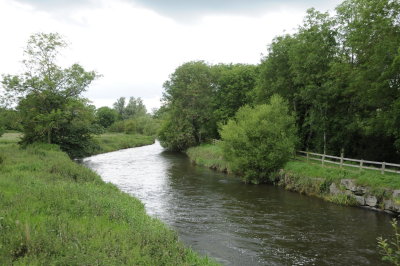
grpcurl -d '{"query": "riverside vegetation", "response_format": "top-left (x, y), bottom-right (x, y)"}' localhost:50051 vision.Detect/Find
top-left (0, 33), bottom-right (213, 264)
top-left (0, 133), bottom-right (215, 264)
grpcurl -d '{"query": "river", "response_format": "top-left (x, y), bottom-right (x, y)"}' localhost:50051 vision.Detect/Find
top-left (83, 141), bottom-right (393, 265)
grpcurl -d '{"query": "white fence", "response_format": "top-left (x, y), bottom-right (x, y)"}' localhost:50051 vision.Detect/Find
top-left (297, 151), bottom-right (400, 175)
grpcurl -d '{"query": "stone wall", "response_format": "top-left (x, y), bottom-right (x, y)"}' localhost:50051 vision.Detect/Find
top-left (276, 170), bottom-right (400, 216)
top-left (330, 179), bottom-right (400, 215)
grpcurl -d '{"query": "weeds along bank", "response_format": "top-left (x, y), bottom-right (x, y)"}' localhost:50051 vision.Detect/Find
top-left (187, 144), bottom-right (400, 216)
top-left (0, 137), bottom-right (214, 265)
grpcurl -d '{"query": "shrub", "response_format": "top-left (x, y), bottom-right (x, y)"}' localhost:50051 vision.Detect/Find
top-left (108, 120), bottom-right (125, 133)
top-left (0, 126), bottom-right (4, 137)
top-left (219, 94), bottom-right (297, 184)
top-left (377, 219), bottom-right (400, 265)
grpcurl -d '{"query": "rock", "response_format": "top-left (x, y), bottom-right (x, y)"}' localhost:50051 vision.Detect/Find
top-left (354, 186), bottom-right (368, 196)
top-left (393, 190), bottom-right (400, 198)
top-left (365, 195), bottom-right (378, 207)
top-left (384, 199), bottom-right (400, 212)
top-left (354, 195), bottom-right (365, 205)
top-left (329, 183), bottom-right (341, 195)
top-left (341, 179), bottom-right (357, 191)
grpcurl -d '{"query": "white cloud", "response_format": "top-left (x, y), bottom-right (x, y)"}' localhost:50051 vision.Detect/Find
top-left (0, 0), bottom-right (335, 111)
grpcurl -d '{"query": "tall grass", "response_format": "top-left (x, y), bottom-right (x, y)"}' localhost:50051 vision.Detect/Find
top-left (186, 144), bottom-right (232, 173)
top-left (0, 140), bottom-right (215, 264)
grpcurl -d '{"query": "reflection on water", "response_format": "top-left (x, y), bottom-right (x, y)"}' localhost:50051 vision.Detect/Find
top-left (83, 141), bottom-right (392, 265)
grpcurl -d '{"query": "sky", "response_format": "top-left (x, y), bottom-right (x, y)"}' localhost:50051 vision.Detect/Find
top-left (0, 0), bottom-right (341, 111)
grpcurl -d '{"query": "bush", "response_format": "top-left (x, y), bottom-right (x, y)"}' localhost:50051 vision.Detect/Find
top-left (219, 94), bottom-right (297, 184)
top-left (377, 219), bottom-right (400, 265)
top-left (0, 126), bottom-right (4, 137)
top-left (108, 120), bottom-right (125, 133)
top-left (158, 117), bottom-right (196, 151)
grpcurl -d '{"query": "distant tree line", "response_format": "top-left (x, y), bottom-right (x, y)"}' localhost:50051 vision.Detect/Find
top-left (159, 0), bottom-right (400, 163)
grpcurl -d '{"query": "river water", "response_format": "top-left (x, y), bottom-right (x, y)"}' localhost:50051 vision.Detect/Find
top-left (83, 142), bottom-right (393, 265)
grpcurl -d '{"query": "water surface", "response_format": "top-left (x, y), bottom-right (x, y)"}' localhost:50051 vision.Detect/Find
top-left (83, 142), bottom-right (392, 265)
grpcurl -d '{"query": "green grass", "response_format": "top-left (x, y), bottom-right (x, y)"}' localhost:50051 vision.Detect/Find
top-left (92, 133), bottom-right (155, 155)
top-left (186, 144), bottom-right (232, 173)
top-left (0, 137), bottom-right (216, 265)
top-left (0, 132), bottom-right (22, 145)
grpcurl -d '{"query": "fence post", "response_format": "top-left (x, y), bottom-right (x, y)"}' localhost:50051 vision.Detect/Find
top-left (360, 159), bottom-right (363, 172)
top-left (340, 152), bottom-right (344, 168)
top-left (381, 162), bottom-right (386, 175)
top-left (306, 151), bottom-right (309, 163)
top-left (322, 154), bottom-right (325, 166)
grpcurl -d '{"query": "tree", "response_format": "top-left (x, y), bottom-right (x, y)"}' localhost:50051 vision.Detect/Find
top-left (113, 97), bottom-right (126, 119)
top-left (159, 61), bottom-right (216, 150)
top-left (211, 64), bottom-right (258, 125)
top-left (220, 95), bottom-right (297, 184)
top-left (124, 97), bottom-right (147, 119)
top-left (1, 33), bottom-right (100, 157)
top-left (96, 106), bottom-right (119, 128)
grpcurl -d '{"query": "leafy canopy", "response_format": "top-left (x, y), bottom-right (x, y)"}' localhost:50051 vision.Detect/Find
top-left (1, 33), bottom-right (100, 157)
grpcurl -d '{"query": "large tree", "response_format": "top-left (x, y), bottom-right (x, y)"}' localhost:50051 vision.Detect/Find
top-left (159, 61), bottom-right (216, 150)
top-left (1, 33), bottom-right (100, 157)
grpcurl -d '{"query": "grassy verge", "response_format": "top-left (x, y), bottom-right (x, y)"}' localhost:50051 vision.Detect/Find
top-left (186, 144), bottom-right (231, 173)
top-left (0, 136), bottom-right (215, 265)
top-left (187, 144), bottom-right (400, 197)
top-left (92, 133), bottom-right (155, 155)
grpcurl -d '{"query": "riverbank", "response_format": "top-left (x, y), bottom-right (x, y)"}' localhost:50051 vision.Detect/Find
top-left (187, 144), bottom-right (400, 215)
top-left (92, 133), bottom-right (155, 155)
top-left (0, 134), bottom-right (215, 265)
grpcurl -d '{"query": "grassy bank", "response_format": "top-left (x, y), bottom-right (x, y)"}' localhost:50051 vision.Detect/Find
top-left (187, 144), bottom-right (400, 204)
top-left (0, 135), bottom-right (215, 265)
top-left (92, 133), bottom-right (155, 155)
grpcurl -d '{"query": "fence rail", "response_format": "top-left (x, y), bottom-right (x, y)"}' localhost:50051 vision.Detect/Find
top-left (297, 151), bottom-right (400, 174)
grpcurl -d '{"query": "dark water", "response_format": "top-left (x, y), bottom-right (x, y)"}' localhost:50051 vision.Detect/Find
top-left (83, 142), bottom-right (393, 265)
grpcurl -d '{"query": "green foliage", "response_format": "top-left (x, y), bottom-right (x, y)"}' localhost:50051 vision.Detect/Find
top-left (220, 95), bottom-right (297, 184)
top-left (254, 0), bottom-right (400, 162)
top-left (378, 219), bottom-right (400, 265)
top-left (0, 142), bottom-right (214, 265)
top-left (211, 64), bottom-right (258, 125)
top-left (0, 108), bottom-right (21, 131)
top-left (159, 61), bottom-right (217, 150)
top-left (158, 115), bottom-right (196, 151)
top-left (0, 126), bottom-right (4, 137)
top-left (159, 61), bottom-right (259, 150)
top-left (96, 106), bottom-right (118, 128)
top-left (108, 116), bottom-right (160, 136)
top-left (1, 33), bottom-right (100, 158)
top-left (112, 96), bottom-right (147, 120)
top-left (18, 95), bottom-right (100, 158)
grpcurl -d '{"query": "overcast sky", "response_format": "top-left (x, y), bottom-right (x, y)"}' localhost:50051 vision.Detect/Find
top-left (0, 0), bottom-right (341, 111)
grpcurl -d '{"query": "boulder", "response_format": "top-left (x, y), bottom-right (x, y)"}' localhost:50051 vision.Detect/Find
top-left (393, 190), bottom-right (400, 198)
top-left (341, 179), bottom-right (357, 191)
top-left (365, 195), bottom-right (378, 207)
top-left (354, 186), bottom-right (368, 196)
top-left (384, 199), bottom-right (400, 213)
top-left (354, 195), bottom-right (365, 205)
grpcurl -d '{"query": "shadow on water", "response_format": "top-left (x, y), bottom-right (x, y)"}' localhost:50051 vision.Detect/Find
top-left (83, 142), bottom-right (393, 266)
